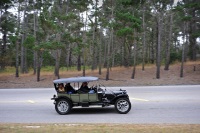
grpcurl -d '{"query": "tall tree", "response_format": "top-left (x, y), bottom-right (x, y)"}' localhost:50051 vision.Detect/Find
top-left (164, 11), bottom-right (173, 70)
top-left (89, 0), bottom-right (99, 71)
top-left (180, 22), bottom-right (187, 77)
top-left (151, 0), bottom-right (173, 79)
top-left (184, 0), bottom-right (200, 61)
top-left (106, 4), bottom-right (114, 81)
top-left (0, 0), bottom-right (13, 70)
top-left (15, 1), bottom-right (21, 77)
top-left (115, 0), bottom-right (142, 79)
top-left (156, 12), bottom-right (162, 79)
top-left (131, 30), bottom-right (137, 79)
top-left (142, 5), bottom-right (146, 71)
top-left (32, 0), bottom-right (39, 75)
top-left (20, 0), bottom-right (28, 73)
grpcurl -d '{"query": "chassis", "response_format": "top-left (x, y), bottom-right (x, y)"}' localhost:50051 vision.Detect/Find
top-left (51, 76), bottom-right (131, 115)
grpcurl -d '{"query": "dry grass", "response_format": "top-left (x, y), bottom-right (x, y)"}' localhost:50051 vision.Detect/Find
top-left (0, 61), bottom-right (200, 88)
top-left (0, 124), bottom-right (200, 133)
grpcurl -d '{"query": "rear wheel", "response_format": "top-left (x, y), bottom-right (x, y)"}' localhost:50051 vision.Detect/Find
top-left (115, 98), bottom-right (131, 114)
top-left (55, 99), bottom-right (72, 115)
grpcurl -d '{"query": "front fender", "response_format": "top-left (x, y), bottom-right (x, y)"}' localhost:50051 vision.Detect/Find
top-left (111, 94), bottom-right (129, 104)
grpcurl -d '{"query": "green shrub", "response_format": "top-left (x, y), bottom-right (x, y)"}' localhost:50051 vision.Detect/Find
top-left (170, 52), bottom-right (181, 64)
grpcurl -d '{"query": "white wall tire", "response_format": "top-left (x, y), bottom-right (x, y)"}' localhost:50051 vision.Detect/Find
top-left (55, 99), bottom-right (72, 115)
top-left (115, 98), bottom-right (131, 114)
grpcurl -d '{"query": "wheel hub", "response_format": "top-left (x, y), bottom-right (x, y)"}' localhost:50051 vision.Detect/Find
top-left (57, 101), bottom-right (69, 113)
top-left (117, 100), bottom-right (129, 112)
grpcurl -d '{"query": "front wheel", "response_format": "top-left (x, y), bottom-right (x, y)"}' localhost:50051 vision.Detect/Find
top-left (55, 99), bottom-right (72, 115)
top-left (115, 98), bottom-right (131, 114)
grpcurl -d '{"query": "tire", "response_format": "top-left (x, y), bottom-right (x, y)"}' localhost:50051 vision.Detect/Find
top-left (115, 98), bottom-right (131, 114)
top-left (55, 99), bottom-right (72, 115)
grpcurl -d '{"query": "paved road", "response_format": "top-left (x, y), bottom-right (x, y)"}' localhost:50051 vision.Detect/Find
top-left (0, 85), bottom-right (200, 124)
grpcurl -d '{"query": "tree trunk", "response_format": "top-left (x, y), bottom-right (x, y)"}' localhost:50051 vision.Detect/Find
top-left (180, 22), bottom-right (186, 77)
top-left (156, 13), bottom-right (162, 79)
top-left (103, 40), bottom-right (107, 68)
top-left (180, 42), bottom-right (185, 78)
top-left (37, 51), bottom-right (41, 82)
top-left (131, 32), bottom-right (137, 79)
top-left (111, 29), bottom-right (115, 68)
top-left (24, 46), bottom-right (28, 73)
top-left (91, 26), bottom-right (96, 70)
top-left (151, 28), bottom-right (155, 64)
top-left (20, 0), bottom-right (28, 73)
top-left (37, 64), bottom-right (41, 82)
top-left (82, 11), bottom-right (87, 77)
top-left (189, 34), bottom-right (196, 61)
top-left (2, 30), bottom-right (7, 70)
top-left (77, 54), bottom-right (81, 71)
top-left (121, 38), bottom-right (125, 66)
top-left (124, 40), bottom-right (129, 67)
top-left (91, 0), bottom-right (98, 71)
top-left (64, 0), bottom-right (70, 70)
top-left (185, 22), bottom-right (189, 62)
top-left (106, 30), bottom-right (111, 80)
top-left (36, 48), bottom-right (44, 82)
top-left (98, 28), bottom-right (103, 75)
top-left (16, 39), bottom-right (19, 77)
top-left (142, 6), bottom-right (146, 71)
top-left (106, 5), bottom-right (114, 80)
top-left (82, 47), bottom-right (86, 77)
top-left (164, 13), bottom-right (173, 70)
top-left (33, 3), bottom-right (38, 75)
top-left (106, 32), bottom-right (111, 80)
top-left (20, 36), bottom-right (25, 73)
top-left (15, 2), bottom-right (21, 77)
top-left (106, 37), bottom-right (111, 80)
top-left (189, 8), bottom-right (196, 61)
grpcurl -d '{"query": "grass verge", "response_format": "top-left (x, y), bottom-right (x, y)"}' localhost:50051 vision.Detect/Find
top-left (0, 124), bottom-right (200, 133)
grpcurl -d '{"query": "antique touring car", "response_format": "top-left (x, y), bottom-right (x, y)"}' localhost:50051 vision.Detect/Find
top-left (51, 76), bottom-right (131, 115)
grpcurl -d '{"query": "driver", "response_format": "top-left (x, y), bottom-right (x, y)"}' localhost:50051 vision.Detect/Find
top-left (79, 82), bottom-right (90, 93)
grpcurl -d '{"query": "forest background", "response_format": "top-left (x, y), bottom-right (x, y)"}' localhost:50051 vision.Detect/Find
top-left (0, 0), bottom-right (200, 88)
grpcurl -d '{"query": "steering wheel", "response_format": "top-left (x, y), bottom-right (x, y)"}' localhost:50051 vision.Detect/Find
top-left (91, 85), bottom-right (97, 92)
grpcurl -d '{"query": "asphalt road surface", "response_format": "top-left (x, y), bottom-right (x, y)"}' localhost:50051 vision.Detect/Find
top-left (0, 85), bottom-right (200, 124)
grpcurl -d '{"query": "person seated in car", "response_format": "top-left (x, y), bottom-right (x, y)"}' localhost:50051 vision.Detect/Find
top-left (65, 83), bottom-right (75, 94)
top-left (58, 83), bottom-right (65, 92)
top-left (79, 82), bottom-right (91, 93)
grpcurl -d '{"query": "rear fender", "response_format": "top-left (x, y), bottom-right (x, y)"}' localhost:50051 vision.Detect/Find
top-left (55, 96), bottom-right (72, 104)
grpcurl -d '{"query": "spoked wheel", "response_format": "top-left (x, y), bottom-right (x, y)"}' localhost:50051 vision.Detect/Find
top-left (115, 98), bottom-right (131, 114)
top-left (55, 99), bottom-right (72, 115)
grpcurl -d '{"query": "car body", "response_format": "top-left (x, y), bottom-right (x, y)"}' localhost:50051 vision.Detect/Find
top-left (51, 76), bottom-right (131, 115)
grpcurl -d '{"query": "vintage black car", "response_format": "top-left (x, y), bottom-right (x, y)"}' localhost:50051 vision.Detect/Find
top-left (51, 76), bottom-right (131, 115)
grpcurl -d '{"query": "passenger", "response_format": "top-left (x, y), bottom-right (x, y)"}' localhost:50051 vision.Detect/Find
top-left (58, 83), bottom-right (65, 92)
top-left (65, 83), bottom-right (75, 94)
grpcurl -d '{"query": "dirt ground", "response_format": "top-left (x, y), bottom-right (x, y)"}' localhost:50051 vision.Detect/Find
top-left (0, 61), bottom-right (200, 89)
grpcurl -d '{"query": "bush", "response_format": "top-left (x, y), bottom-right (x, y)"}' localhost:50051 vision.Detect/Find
top-left (170, 52), bottom-right (181, 63)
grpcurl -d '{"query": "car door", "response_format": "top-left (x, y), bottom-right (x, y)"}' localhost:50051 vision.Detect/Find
top-left (79, 93), bottom-right (98, 102)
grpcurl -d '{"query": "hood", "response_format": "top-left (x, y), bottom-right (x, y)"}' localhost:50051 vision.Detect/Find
top-left (113, 90), bottom-right (127, 95)
top-left (105, 89), bottom-right (127, 95)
